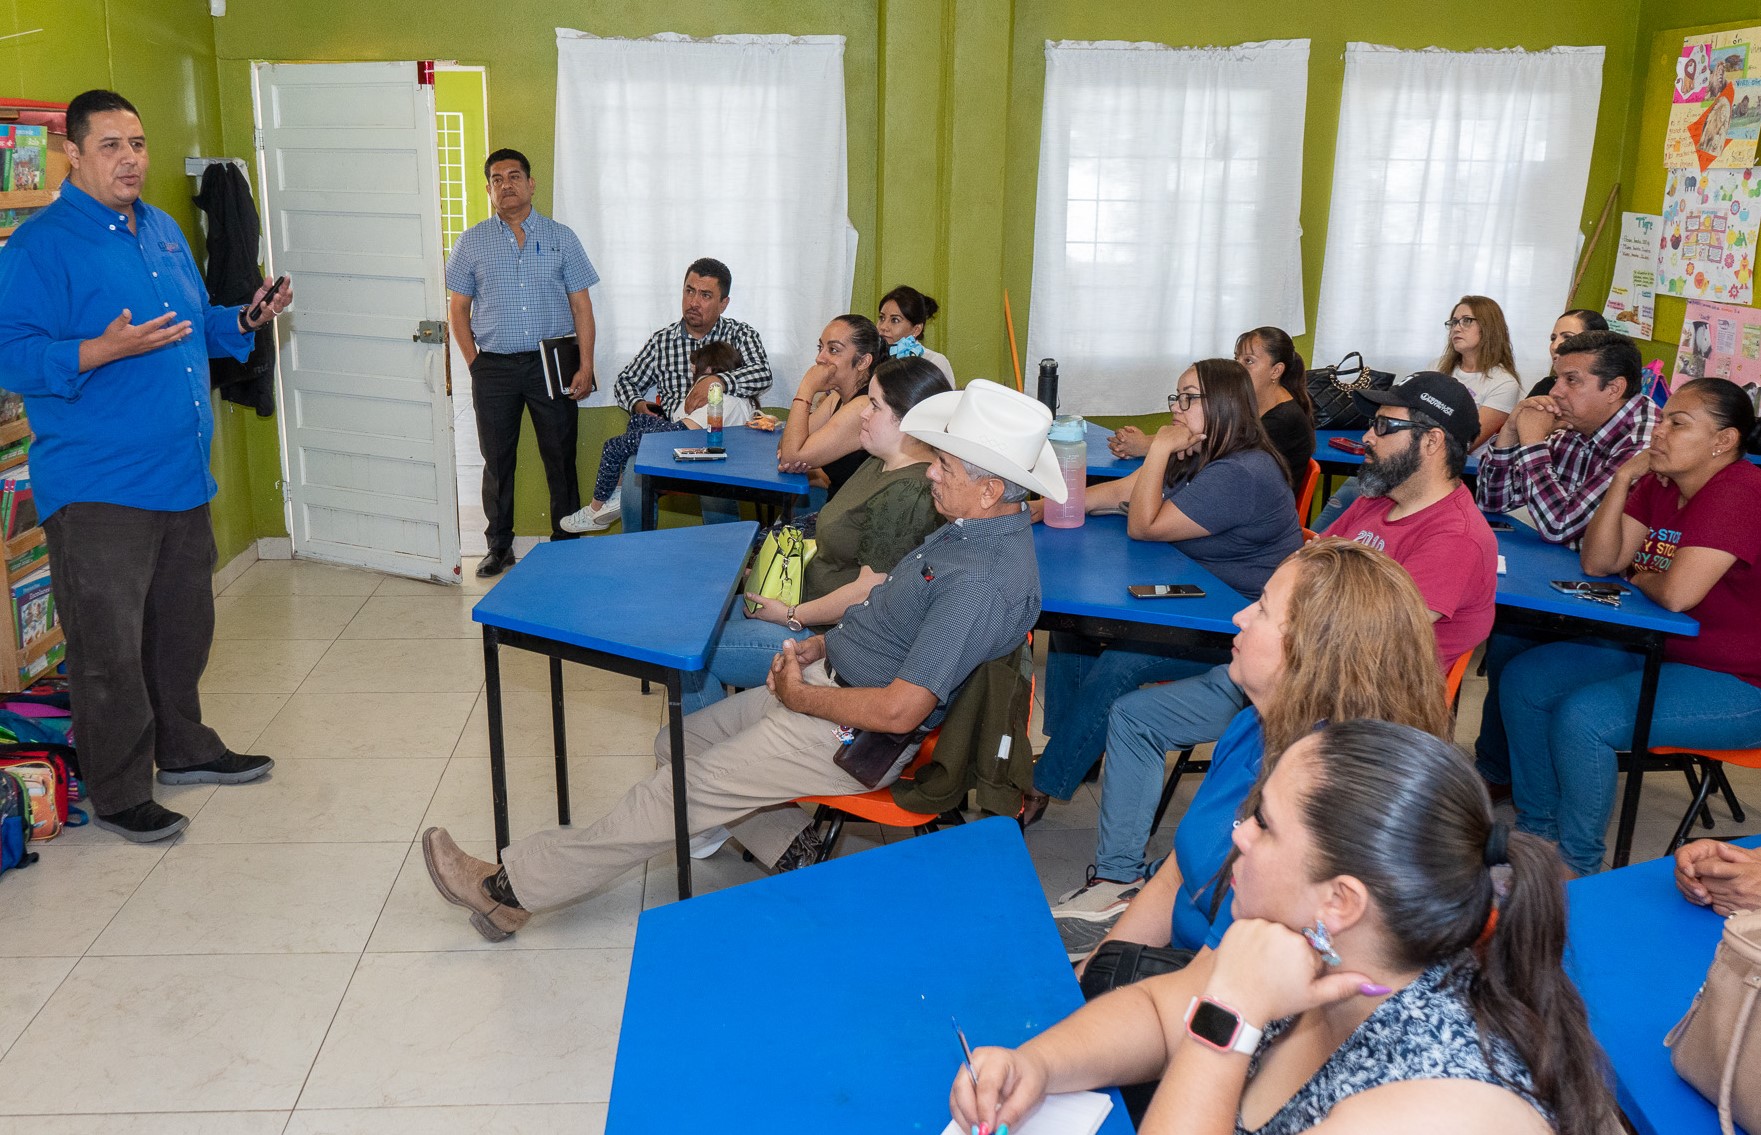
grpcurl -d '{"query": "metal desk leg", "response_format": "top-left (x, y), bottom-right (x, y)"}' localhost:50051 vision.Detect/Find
top-left (639, 473), bottom-right (659, 532)
top-left (1612, 635), bottom-right (1666, 868)
top-left (483, 628), bottom-right (512, 857)
top-left (667, 670), bottom-right (692, 899)
top-left (550, 656), bottom-right (571, 826)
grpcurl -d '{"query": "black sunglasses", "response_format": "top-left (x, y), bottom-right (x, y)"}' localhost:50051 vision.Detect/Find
top-left (1370, 416), bottom-right (1428, 437)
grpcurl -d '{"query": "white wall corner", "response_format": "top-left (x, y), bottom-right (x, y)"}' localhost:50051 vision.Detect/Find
top-left (211, 542), bottom-right (258, 595)
top-left (256, 536), bottom-right (294, 560)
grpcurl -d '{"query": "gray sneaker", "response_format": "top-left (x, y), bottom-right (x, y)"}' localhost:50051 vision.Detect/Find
top-left (1055, 912), bottom-right (1117, 963)
top-left (1052, 865), bottom-right (1141, 920)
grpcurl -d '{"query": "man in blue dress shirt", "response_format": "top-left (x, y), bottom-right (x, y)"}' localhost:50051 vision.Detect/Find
top-left (0, 90), bottom-right (291, 842)
top-left (446, 148), bottom-right (599, 576)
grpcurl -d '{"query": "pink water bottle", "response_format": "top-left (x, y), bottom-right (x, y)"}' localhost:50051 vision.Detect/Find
top-left (1044, 415), bottom-right (1087, 528)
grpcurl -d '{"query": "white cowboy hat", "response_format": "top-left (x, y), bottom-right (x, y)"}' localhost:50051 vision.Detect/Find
top-left (901, 378), bottom-right (1066, 502)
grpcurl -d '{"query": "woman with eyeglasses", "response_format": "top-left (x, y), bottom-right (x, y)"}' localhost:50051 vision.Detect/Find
top-left (1527, 309), bottom-right (1610, 397)
top-left (1025, 360), bottom-right (1303, 818)
top-left (1316, 295), bottom-right (1521, 528)
top-left (1110, 328), bottom-right (1314, 500)
top-left (954, 719), bottom-right (1616, 1135)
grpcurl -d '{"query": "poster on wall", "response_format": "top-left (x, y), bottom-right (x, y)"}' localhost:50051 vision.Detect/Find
top-left (1667, 28), bottom-right (1761, 169)
top-left (1673, 300), bottom-right (1761, 406)
top-left (1658, 168), bottom-right (1759, 304)
top-left (1602, 212), bottom-right (1659, 339)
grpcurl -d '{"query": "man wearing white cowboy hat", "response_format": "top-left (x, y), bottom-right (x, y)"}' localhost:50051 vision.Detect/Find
top-left (422, 379), bottom-right (1062, 939)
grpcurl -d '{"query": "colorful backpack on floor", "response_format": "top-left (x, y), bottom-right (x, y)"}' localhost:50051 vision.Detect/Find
top-left (0, 769), bottom-right (39, 876)
top-left (0, 743), bottom-right (85, 838)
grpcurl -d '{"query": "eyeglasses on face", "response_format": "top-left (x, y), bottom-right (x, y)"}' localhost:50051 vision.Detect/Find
top-left (1370, 416), bottom-right (1427, 437)
top-left (1168, 392), bottom-right (1205, 412)
top-left (1443, 316), bottom-right (1478, 330)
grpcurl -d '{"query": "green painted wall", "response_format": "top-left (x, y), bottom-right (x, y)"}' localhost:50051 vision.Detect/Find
top-left (14, 0), bottom-right (1678, 547)
top-left (434, 67), bottom-right (489, 240)
top-left (0, 0), bottom-right (259, 566)
top-left (1622, 5), bottom-right (1761, 379)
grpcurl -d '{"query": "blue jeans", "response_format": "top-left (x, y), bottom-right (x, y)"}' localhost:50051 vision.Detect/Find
top-left (1033, 634), bottom-right (1218, 800)
top-left (1313, 475), bottom-right (1363, 532)
top-left (678, 608), bottom-right (812, 715)
top-left (1093, 663), bottom-right (1248, 881)
top-left (620, 473), bottom-right (743, 532)
top-left (1471, 628), bottom-right (1549, 786)
top-left (1502, 640), bottom-right (1761, 875)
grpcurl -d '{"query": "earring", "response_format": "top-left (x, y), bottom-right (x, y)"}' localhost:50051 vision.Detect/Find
top-left (1302, 918), bottom-right (1342, 967)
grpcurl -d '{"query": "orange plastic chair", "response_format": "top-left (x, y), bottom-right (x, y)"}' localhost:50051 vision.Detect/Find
top-left (796, 730), bottom-right (962, 864)
top-left (1659, 746), bottom-right (1761, 853)
top-left (1298, 459), bottom-right (1321, 525)
top-left (1301, 527), bottom-right (1319, 543)
top-left (1444, 648), bottom-right (1474, 716)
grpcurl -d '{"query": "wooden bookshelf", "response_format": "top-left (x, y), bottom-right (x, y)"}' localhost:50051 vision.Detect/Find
top-left (0, 413), bottom-right (60, 691)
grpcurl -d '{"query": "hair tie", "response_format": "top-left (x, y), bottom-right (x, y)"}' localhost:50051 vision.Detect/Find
top-left (1483, 820), bottom-right (1510, 867)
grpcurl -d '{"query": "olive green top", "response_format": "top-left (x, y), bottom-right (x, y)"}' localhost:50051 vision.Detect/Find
top-left (802, 455), bottom-right (941, 603)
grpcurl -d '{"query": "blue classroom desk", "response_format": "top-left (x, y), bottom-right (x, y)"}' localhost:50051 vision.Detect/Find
top-left (609, 817), bottom-right (1133, 1133)
top-left (1084, 420), bottom-right (1144, 480)
top-left (1490, 516), bottom-right (1699, 868)
top-left (470, 524), bottom-right (756, 898)
top-left (1566, 834), bottom-right (1761, 1135)
top-left (632, 425), bottom-right (809, 529)
top-left (1034, 513), bottom-right (1244, 651)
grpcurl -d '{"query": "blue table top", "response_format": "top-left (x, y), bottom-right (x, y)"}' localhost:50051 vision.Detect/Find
top-left (1565, 834), bottom-right (1761, 1135)
top-left (1492, 517), bottom-right (1699, 638)
top-left (632, 424), bottom-right (811, 497)
top-left (609, 817), bottom-right (1133, 1133)
top-left (470, 523), bottom-right (757, 670)
top-left (1034, 513), bottom-right (1246, 636)
top-left (1084, 420), bottom-right (1145, 480)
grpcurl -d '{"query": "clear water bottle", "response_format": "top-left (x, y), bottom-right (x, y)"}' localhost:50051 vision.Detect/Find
top-left (706, 380), bottom-right (724, 449)
top-left (1044, 415), bottom-right (1087, 529)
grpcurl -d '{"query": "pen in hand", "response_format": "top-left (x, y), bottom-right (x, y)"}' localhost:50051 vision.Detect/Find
top-left (952, 1018), bottom-right (1007, 1135)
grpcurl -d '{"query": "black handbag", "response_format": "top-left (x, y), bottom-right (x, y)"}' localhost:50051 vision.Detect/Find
top-left (1078, 940), bottom-right (1198, 1000)
top-left (1305, 351), bottom-right (1397, 429)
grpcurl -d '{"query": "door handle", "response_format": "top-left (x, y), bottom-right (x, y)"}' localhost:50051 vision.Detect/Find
top-left (413, 319), bottom-right (448, 344)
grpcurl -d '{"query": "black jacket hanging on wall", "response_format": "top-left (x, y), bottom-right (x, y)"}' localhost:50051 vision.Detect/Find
top-left (194, 163), bottom-right (276, 417)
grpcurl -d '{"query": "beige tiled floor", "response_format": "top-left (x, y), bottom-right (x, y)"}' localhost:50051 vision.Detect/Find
top-left (1, 557), bottom-right (1756, 1131)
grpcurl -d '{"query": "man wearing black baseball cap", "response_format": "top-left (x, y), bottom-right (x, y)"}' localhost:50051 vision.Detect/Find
top-left (1320, 371), bottom-right (1499, 670)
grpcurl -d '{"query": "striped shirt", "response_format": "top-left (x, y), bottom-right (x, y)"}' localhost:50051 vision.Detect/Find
top-left (611, 317), bottom-right (772, 415)
top-left (1475, 395), bottom-right (1658, 547)
top-left (444, 210), bottom-right (598, 354)
top-left (825, 506), bottom-right (1040, 724)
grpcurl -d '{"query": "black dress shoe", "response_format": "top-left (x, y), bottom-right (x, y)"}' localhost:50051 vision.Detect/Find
top-left (476, 549), bottom-right (516, 577)
top-left (94, 800), bottom-right (189, 843)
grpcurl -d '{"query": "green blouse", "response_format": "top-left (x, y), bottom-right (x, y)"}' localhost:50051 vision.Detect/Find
top-left (802, 455), bottom-right (941, 603)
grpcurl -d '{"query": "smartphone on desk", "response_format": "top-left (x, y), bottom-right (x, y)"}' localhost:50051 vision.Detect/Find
top-left (1486, 518), bottom-right (1515, 532)
top-left (1327, 437), bottom-right (1366, 456)
top-left (1128, 583), bottom-right (1206, 599)
top-left (673, 447), bottom-right (727, 461)
top-left (1549, 580), bottom-right (1627, 599)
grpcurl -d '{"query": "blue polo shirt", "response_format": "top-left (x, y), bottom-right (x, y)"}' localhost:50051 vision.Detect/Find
top-left (444, 209), bottom-right (598, 354)
top-left (0, 181), bottom-right (254, 520)
top-left (1168, 706), bottom-right (1265, 951)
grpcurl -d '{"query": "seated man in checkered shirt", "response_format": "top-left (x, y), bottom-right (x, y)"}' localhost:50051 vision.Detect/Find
top-left (1472, 328), bottom-right (1660, 797)
top-left (422, 381), bottom-right (1064, 940)
top-left (580, 257), bottom-right (771, 532)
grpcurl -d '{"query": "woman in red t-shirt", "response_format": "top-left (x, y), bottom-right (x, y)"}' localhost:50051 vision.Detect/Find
top-left (1502, 378), bottom-right (1761, 875)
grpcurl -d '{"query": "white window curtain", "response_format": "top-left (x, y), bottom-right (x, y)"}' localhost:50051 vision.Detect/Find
top-left (1026, 39), bottom-right (1311, 415)
top-left (1312, 44), bottom-right (1604, 382)
top-left (554, 30), bottom-right (853, 407)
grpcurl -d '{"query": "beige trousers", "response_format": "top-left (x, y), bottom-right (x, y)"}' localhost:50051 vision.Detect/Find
top-left (501, 661), bottom-right (868, 911)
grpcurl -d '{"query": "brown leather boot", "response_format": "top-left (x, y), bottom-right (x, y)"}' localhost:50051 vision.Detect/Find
top-left (422, 827), bottom-right (531, 942)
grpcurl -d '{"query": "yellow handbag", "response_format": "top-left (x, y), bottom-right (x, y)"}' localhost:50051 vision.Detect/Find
top-left (744, 525), bottom-right (817, 615)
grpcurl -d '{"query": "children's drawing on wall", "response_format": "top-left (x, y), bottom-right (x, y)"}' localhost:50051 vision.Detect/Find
top-left (1672, 299), bottom-right (1761, 392)
top-left (1659, 168), bottom-right (1760, 304)
top-left (1667, 28), bottom-right (1761, 169)
top-left (1677, 42), bottom-right (1711, 103)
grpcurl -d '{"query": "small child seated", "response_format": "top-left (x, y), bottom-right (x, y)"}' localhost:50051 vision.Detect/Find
top-left (559, 341), bottom-right (753, 533)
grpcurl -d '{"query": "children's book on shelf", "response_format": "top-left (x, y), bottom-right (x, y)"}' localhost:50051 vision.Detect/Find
top-left (0, 466), bottom-right (34, 541)
top-left (11, 567), bottom-right (52, 650)
top-left (0, 392), bottom-right (23, 425)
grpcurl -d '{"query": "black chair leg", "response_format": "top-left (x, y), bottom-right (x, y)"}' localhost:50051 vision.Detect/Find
top-left (816, 812), bottom-right (846, 864)
top-left (1150, 748), bottom-right (1196, 836)
top-left (1669, 759), bottom-right (1721, 855)
top-left (1681, 763), bottom-right (1717, 830)
top-left (1712, 764), bottom-right (1747, 824)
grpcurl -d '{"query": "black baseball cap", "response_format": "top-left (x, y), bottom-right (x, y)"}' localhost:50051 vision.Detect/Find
top-left (1353, 371), bottom-right (1480, 449)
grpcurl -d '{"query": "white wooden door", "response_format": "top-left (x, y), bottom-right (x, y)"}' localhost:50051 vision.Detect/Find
top-left (256, 61), bottom-right (461, 582)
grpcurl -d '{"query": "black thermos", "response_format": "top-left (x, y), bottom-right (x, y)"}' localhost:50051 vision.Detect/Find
top-left (1036, 358), bottom-right (1059, 414)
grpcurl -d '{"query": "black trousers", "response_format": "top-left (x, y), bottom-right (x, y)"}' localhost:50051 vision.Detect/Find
top-left (470, 350), bottom-right (581, 550)
top-left (42, 502), bottom-right (227, 815)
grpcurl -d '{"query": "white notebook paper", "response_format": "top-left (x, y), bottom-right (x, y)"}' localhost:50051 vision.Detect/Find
top-left (1497, 554), bottom-right (1507, 576)
top-left (939, 1090), bottom-right (1113, 1135)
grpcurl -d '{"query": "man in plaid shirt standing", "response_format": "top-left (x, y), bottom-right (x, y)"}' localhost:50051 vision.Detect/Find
top-left (1473, 328), bottom-right (1659, 795)
top-left (609, 258), bottom-right (771, 530)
